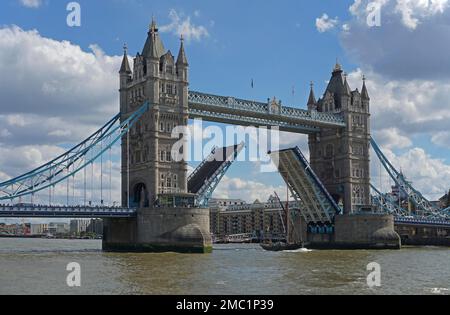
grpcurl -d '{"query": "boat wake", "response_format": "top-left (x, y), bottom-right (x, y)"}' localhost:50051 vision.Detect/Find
top-left (284, 248), bottom-right (313, 253)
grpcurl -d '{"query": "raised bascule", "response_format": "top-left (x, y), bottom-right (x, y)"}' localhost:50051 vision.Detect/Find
top-left (1, 19), bottom-right (449, 251)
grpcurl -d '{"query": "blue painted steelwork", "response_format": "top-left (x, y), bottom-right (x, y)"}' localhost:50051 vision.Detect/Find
top-left (270, 147), bottom-right (342, 224)
top-left (190, 142), bottom-right (245, 207)
top-left (188, 91), bottom-right (346, 133)
top-left (0, 204), bottom-right (136, 218)
top-left (443, 207), bottom-right (450, 215)
top-left (395, 217), bottom-right (450, 228)
top-left (371, 184), bottom-right (449, 221)
top-left (0, 115), bottom-right (119, 187)
top-left (370, 184), bottom-right (409, 216)
top-left (0, 102), bottom-right (150, 201)
top-left (370, 137), bottom-right (444, 217)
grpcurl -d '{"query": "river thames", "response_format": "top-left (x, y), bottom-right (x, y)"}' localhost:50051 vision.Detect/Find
top-left (0, 238), bottom-right (448, 295)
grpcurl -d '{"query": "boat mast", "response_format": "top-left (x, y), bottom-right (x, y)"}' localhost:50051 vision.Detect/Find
top-left (286, 181), bottom-right (290, 244)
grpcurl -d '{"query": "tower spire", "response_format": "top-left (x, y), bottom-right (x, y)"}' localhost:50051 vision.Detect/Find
top-left (361, 75), bottom-right (370, 100)
top-left (150, 15), bottom-right (158, 33)
top-left (142, 17), bottom-right (165, 59)
top-left (119, 43), bottom-right (131, 74)
top-left (343, 72), bottom-right (351, 95)
top-left (176, 34), bottom-right (188, 66)
top-left (334, 58), bottom-right (342, 72)
top-left (307, 81), bottom-right (317, 109)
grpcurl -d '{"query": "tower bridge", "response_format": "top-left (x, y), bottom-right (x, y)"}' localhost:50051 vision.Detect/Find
top-left (0, 19), bottom-right (449, 251)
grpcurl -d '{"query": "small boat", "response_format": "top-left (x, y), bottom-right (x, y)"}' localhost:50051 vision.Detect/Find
top-left (260, 191), bottom-right (304, 252)
top-left (260, 241), bottom-right (303, 252)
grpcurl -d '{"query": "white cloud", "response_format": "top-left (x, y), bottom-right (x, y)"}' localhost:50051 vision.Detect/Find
top-left (0, 128), bottom-right (12, 139)
top-left (346, 69), bottom-right (450, 136)
top-left (342, 0), bottom-right (450, 80)
top-left (373, 128), bottom-right (412, 149)
top-left (19, 0), bottom-right (42, 8)
top-left (375, 146), bottom-right (450, 199)
top-left (0, 25), bottom-right (128, 201)
top-left (214, 176), bottom-right (285, 203)
top-left (431, 132), bottom-right (450, 149)
top-left (160, 9), bottom-right (209, 42)
top-left (316, 14), bottom-right (339, 33)
top-left (395, 0), bottom-right (449, 29)
top-left (339, 2), bottom-right (450, 201)
top-left (0, 26), bottom-right (123, 148)
top-left (0, 145), bottom-right (65, 178)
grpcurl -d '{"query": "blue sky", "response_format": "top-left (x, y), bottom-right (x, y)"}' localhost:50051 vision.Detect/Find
top-left (0, 0), bottom-right (356, 103)
top-left (0, 0), bottom-right (449, 209)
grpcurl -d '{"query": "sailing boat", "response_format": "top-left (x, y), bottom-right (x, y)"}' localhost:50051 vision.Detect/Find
top-left (260, 191), bottom-right (303, 252)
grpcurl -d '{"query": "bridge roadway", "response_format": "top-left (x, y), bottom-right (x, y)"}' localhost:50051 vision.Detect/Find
top-left (0, 204), bottom-right (137, 218)
top-left (1, 204), bottom-right (449, 230)
top-left (394, 217), bottom-right (450, 228)
top-left (188, 91), bottom-right (346, 133)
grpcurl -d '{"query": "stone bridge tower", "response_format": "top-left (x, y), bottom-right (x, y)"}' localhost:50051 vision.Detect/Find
top-left (308, 63), bottom-right (371, 214)
top-left (103, 20), bottom-right (212, 253)
top-left (119, 20), bottom-right (189, 207)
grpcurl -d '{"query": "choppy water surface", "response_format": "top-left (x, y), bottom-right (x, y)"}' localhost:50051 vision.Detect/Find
top-left (0, 238), bottom-right (448, 295)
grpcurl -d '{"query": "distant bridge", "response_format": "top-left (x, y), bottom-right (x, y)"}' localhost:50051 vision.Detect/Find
top-left (0, 204), bottom-right (136, 218)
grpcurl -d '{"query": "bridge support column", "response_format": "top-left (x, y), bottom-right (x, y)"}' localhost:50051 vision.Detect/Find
top-left (305, 213), bottom-right (401, 249)
top-left (333, 213), bottom-right (401, 249)
top-left (103, 207), bottom-right (212, 253)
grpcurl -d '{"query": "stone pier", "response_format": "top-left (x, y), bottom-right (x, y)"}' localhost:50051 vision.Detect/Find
top-left (103, 207), bottom-right (212, 253)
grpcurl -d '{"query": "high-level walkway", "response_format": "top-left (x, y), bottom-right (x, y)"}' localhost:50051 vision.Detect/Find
top-left (188, 91), bottom-right (346, 133)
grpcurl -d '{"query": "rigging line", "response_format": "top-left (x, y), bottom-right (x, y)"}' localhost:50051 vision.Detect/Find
top-left (109, 145), bottom-right (112, 206)
top-left (66, 169), bottom-right (69, 206)
top-left (91, 152), bottom-right (94, 206)
top-left (72, 164), bottom-right (75, 206)
top-left (100, 141), bottom-right (103, 205)
top-left (127, 128), bottom-right (130, 208)
top-left (83, 154), bottom-right (86, 206)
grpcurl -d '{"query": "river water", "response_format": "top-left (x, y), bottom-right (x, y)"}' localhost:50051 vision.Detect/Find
top-left (0, 238), bottom-right (448, 295)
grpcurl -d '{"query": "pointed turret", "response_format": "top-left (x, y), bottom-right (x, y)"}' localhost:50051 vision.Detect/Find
top-left (176, 35), bottom-right (189, 66)
top-left (344, 73), bottom-right (352, 96)
top-left (142, 17), bottom-right (165, 59)
top-left (322, 60), bottom-right (348, 109)
top-left (361, 75), bottom-right (370, 100)
top-left (307, 81), bottom-right (317, 110)
top-left (325, 60), bottom-right (346, 96)
top-left (119, 44), bottom-right (132, 74)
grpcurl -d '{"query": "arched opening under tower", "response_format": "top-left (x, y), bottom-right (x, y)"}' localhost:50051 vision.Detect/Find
top-left (133, 183), bottom-right (149, 208)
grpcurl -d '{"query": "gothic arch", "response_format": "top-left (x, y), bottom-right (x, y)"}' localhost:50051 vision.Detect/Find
top-left (132, 182), bottom-right (149, 208)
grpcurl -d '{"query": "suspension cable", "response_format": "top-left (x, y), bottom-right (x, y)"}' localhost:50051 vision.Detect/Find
top-left (100, 141), bottom-right (103, 205)
top-left (109, 145), bottom-right (112, 206)
top-left (83, 155), bottom-right (87, 207)
top-left (127, 128), bottom-right (130, 208)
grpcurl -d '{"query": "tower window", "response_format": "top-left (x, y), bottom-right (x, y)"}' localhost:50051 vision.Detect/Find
top-left (166, 84), bottom-right (174, 95)
top-left (173, 175), bottom-right (178, 188)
